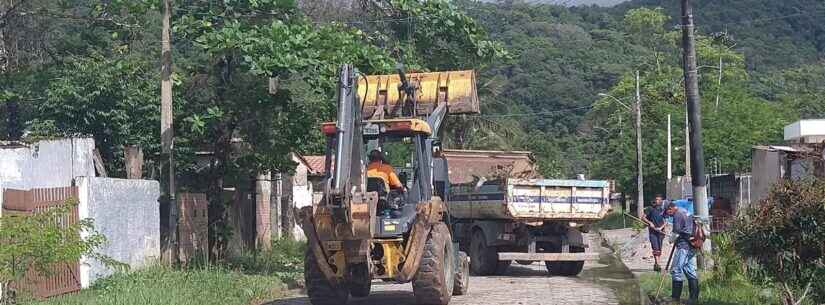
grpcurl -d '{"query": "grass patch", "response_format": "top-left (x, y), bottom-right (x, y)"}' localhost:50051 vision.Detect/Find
top-left (593, 211), bottom-right (629, 230)
top-left (223, 239), bottom-right (306, 286)
top-left (21, 266), bottom-right (287, 305)
top-left (638, 272), bottom-right (777, 305)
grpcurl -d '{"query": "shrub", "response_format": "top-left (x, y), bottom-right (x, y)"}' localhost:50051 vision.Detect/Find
top-left (731, 179), bottom-right (825, 305)
top-left (0, 199), bottom-right (106, 304)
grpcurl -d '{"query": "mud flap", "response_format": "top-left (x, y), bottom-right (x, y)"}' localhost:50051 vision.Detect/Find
top-left (396, 197), bottom-right (445, 282)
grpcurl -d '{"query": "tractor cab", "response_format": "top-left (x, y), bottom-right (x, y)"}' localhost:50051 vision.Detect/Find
top-left (321, 118), bottom-right (435, 238)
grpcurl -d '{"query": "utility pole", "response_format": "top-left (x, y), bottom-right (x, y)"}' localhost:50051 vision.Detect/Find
top-left (685, 109), bottom-right (690, 177)
top-left (667, 113), bottom-right (673, 182)
top-left (161, 0), bottom-right (179, 265)
top-left (635, 70), bottom-right (644, 219)
top-left (680, 0), bottom-right (711, 266)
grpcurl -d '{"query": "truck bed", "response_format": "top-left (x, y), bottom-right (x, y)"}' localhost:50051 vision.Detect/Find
top-left (449, 178), bottom-right (611, 221)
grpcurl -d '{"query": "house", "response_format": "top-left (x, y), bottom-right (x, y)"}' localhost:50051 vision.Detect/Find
top-left (276, 154), bottom-right (325, 239)
top-left (751, 120), bottom-right (825, 204)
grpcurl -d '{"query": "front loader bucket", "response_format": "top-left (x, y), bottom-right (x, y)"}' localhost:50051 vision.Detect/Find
top-left (358, 70), bottom-right (479, 118)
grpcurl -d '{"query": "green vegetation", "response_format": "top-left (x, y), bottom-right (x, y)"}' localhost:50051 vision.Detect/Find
top-left (21, 239), bottom-right (306, 305)
top-left (0, 200), bottom-right (108, 304)
top-left (592, 211), bottom-right (627, 230)
top-left (222, 239), bottom-right (306, 286)
top-left (22, 266), bottom-right (287, 305)
top-left (455, 0), bottom-right (814, 201)
top-left (638, 233), bottom-right (779, 305)
top-left (731, 179), bottom-right (825, 305)
top-left (638, 272), bottom-right (776, 305)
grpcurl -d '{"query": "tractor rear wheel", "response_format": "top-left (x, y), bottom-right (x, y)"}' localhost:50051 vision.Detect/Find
top-left (305, 249), bottom-right (349, 305)
top-left (413, 223), bottom-right (456, 305)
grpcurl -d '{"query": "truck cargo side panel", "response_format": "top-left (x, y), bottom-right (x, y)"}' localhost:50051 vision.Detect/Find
top-left (449, 183), bottom-right (511, 219)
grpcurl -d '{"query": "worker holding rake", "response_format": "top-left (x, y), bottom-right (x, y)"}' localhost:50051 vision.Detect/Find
top-left (664, 202), bottom-right (700, 304)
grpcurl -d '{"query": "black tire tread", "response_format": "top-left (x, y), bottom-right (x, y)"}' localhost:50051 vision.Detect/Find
top-left (469, 229), bottom-right (498, 276)
top-left (305, 249), bottom-right (349, 305)
top-left (413, 223), bottom-right (454, 305)
top-left (545, 246), bottom-right (585, 276)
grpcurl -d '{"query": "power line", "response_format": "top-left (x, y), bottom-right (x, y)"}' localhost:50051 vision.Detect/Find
top-left (476, 105), bottom-right (594, 118)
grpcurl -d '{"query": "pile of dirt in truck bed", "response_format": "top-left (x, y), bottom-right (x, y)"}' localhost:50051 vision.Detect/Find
top-left (600, 226), bottom-right (673, 274)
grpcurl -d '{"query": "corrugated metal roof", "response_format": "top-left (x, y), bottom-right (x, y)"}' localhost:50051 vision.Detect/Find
top-left (441, 149), bottom-right (539, 184)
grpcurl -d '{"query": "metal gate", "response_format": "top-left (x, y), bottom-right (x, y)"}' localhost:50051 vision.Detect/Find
top-left (2, 187), bottom-right (82, 298)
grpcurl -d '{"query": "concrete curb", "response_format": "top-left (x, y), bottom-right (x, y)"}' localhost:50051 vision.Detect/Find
top-left (597, 230), bottom-right (648, 305)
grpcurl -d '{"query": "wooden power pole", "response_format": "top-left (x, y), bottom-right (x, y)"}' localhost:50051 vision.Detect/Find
top-left (635, 70), bottom-right (644, 219)
top-left (161, 0), bottom-right (179, 265)
top-left (680, 0), bottom-right (711, 265)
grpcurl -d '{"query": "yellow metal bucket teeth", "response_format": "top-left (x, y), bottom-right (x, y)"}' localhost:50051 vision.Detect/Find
top-left (358, 70), bottom-right (480, 118)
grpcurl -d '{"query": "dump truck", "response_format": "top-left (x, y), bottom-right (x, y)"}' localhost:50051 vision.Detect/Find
top-left (438, 150), bottom-right (611, 276)
top-left (300, 65), bottom-right (476, 305)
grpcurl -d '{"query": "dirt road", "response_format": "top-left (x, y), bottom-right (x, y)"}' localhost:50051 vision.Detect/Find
top-left (267, 234), bottom-right (639, 305)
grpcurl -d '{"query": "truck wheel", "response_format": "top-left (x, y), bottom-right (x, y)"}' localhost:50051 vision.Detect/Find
top-left (545, 246), bottom-right (585, 276)
top-left (348, 263), bottom-right (371, 298)
top-left (469, 230), bottom-right (498, 276)
top-left (413, 223), bottom-right (456, 305)
top-left (305, 249), bottom-right (349, 305)
top-left (453, 251), bottom-right (470, 296)
top-left (495, 260), bottom-right (511, 275)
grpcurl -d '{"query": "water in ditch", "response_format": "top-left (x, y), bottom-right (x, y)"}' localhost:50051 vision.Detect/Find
top-left (579, 236), bottom-right (644, 305)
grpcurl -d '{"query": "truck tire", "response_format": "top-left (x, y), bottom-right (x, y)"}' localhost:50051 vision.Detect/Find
top-left (495, 260), bottom-right (511, 275)
top-left (348, 263), bottom-right (371, 298)
top-left (453, 251), bottom-right (470, 296)
top-left (305, 249), bottom-right (349, 305)
top-left (469, 229), bottom-right (498, 276)
top-left (545, 246), bottom-right (585, 276)
top-left (413, 223), bottom-right (456, 305)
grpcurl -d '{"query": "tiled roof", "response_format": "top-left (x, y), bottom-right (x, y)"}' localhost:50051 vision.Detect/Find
top-left (303, 155), bottom-right (327, 175)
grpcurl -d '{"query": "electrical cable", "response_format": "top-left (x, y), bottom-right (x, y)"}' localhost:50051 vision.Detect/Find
top-left (475, 105), bottom-right (595, 118)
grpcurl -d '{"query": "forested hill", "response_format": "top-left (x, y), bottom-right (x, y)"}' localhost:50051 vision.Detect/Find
top-left (460, 0), bottom-right (824, 198)
top-left (616, 0), bottom-right (825, 71)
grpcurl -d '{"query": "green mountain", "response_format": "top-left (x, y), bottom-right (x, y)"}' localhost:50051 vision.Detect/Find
top-left (616, 0), bottom-right (825, 71)
top-left (461, 0), bottom-right (824, 193)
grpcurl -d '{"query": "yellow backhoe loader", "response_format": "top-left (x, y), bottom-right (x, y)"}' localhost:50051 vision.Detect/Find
top-left (300, 64), bottom-right (478, 305)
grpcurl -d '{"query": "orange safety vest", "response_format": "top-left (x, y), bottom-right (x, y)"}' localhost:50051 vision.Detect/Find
top-left (367, 162), bottom-right (402, 190)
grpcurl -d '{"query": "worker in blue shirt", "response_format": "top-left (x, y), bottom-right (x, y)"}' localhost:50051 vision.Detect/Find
top-left (641, 195), bottom-right (667, 271)
top-left (664, 202), bottom-right (699, 304)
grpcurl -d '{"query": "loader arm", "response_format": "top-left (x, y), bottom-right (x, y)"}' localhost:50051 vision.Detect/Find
top-left (327, 64), bottom-right (366, 203)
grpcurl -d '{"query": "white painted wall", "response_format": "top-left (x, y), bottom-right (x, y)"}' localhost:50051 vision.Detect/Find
top-left (77, 177), bottom-right (160, 288)
top-left (291, 160), bottom-right (313, 240)
top-left (0, 138), bottom-right (95, 216)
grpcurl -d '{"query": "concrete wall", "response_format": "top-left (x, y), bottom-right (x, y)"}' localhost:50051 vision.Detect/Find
top-left (77, 177), bottom-right (160, 288)
top-left (0, 138), bottom-right (95, 190)
top-left (1, 138), bottom-right (95, 217)
top-left (287, 160), bottom-right (313, 240)
top-left (751, 148), bottom-right (782, 204)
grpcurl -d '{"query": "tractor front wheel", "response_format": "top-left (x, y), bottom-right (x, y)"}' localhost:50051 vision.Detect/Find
top-left (413, 223), bottom-right (456, 305)
top-left (305, 249), bottom-right (349, 305)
